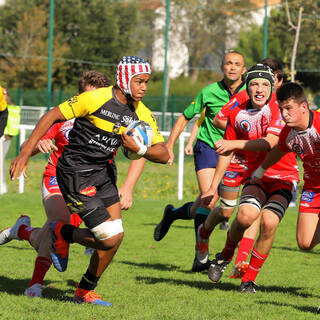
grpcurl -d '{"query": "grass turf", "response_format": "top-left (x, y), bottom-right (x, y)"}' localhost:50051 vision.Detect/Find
top-left (0, 158), bottom-right (319, 319)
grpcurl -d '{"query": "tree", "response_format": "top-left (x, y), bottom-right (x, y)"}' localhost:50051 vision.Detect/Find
top-left (0, 0), bottom-right (155, 89)
top-left (0, 4), bottom-right (69, 88)
top-left (236, 0), bottom-right (320, 92)
top-left (168, 0), bottom-right (254, 82)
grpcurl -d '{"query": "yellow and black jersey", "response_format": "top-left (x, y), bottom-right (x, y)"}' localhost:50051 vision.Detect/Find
top-left (58, 86), bottom-right (164, 170)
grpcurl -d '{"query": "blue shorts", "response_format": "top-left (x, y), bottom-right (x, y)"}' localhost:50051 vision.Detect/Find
top-left (193, 139), bottom-right (219, 172)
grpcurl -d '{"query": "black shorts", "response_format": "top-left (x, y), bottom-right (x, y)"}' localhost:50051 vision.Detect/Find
top-left (56, 163), bottom-right (119, 224)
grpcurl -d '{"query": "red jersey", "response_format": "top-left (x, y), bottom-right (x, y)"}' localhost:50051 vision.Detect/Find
top-left (278, 110), bottom-right (320, 188)
top-left (217, 91), bottom-right (278, 121)
top-left (225, 99), bottom-right (283, 174)
top-left (42, 119), bottom-right (75, 176)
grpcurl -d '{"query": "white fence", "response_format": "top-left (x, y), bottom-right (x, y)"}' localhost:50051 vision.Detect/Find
top-left (2, 124), bottom-right (191, 200)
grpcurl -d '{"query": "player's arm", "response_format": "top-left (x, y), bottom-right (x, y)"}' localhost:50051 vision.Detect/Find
top-left (119, 157), bottom-right (146, 210)
top-left (10, 107), bottom-right (66, 179)
top-left (213, 116), bottom-right (227, 130)
top-left (166, 114), bottom-right (189, 164)
top-left (185, 121), bottom-right (199, 155)
top-left (20, 138), bottom-right (58, 157)
top-left (251, 146), bottom-right (286, 183)
top-left (214, 133), bottom-right (279, 155)
top-left (201, 150), bottom-right (234, 208)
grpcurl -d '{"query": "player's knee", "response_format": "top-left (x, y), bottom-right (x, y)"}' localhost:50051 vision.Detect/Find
top-left (99, 232), bottom-right (124, 250)
top-left (260, 216), bottom-right (278, 237)
top-left (219, 197), bottom-right (237, 213)
top-left (237, 208), bottom-right (257, 228)
top-left (91, 219), bottom-right (124, 250)
top-left (296, 236), bottom-right (313, 251)
top-left (219, 206), bottom-right (235, 219)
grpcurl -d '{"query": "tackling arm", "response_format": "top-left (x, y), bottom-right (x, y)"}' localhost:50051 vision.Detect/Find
top-left (10, 107), bottom-right (66, 179)
top-left (201, 151), bottom-right (234, 208)
top-left (213, 116), bottom-right (227, 130)
top-left (215, 133), bottom-right (279, 155)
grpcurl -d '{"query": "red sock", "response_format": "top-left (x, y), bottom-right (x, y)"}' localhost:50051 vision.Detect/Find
top-left (70, 214), bottom-right (83, 228)
top-left (235, 237), bottom-right (255, 265)
top-left (28, 257), bottom-right (52, 287)
top-left (199, 223), bottom-right (212, 239)
top-left (242, 248), bottom-right (269, 283)
top-left (221, 232), bottom-right (238, 261)
top-left (17, 225), bottom-right (36, 243)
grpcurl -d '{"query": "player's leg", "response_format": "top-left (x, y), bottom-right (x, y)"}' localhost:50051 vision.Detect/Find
top-left (296, 188), bottom-right (320, 250)
top-left (51, 165), bottom-right (122, 305)
top-left (195, 172), bottom-right (242, 266)
top-left (230, 216), bottom-right (260, 279)
top-left (153, 140), bottom-right (217, 242)
top-left (25, 176), bottom-right (74, 298)
top-left (240, 184), bottom-right (292, 293)
top-left (208, 183), bottom-right (266, 283)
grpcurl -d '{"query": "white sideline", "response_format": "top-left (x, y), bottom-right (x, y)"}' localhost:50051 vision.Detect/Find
top-left (15, 126), bottom-right (190, 199)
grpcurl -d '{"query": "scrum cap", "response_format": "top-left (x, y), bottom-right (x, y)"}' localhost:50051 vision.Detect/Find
top-left (116, 56), bottom-right (151, 97)
top-left (245, 63), bottom-right (274, 102)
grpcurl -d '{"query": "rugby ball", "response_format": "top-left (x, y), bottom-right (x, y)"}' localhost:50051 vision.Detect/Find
top-left (121, 120), bottom-right (154, 160)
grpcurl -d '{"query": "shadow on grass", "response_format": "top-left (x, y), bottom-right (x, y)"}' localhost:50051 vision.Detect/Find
top-left (1, 244), bottom-right (34, 251)
top-left (0, 275), bottom-right (74, 302)
top-left (118, 260), bottom-right (181, 272)
top-left (136, 275), bottom-right (238, 291)
top-left (136, 276), bottom-right (317, 298)
top-left (258, 300), bottom-right (318, 314)
top-left (272, 245), bottom-right (320, 255)
top-left (143, 223), bottom-right (193, 230)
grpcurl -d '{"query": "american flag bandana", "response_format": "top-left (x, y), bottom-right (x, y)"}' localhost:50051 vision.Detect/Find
top-left (116, 56), bottom-right (151, 96)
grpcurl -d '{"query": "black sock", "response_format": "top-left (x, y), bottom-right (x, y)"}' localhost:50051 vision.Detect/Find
top-left (171, 202), bottom-right (193, 221)
top-left (194, 214), bottom-right (207, 239)
top-left (60, 224), bottom-right (76, 243)
top-left (79, 269), bottom-right (100, 291)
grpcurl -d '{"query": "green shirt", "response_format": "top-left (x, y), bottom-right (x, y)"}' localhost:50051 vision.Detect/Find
top-left (183, 80), bottom-right (245, 148)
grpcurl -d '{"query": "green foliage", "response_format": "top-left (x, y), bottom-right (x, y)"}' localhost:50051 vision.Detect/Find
top-left (236, 2), bottom-right (320, 93)
top-left (0, 0), bottom-right (155, 89)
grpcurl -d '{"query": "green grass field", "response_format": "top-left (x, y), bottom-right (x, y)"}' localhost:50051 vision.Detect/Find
top-left (0, 157), bottom-right (319, 319)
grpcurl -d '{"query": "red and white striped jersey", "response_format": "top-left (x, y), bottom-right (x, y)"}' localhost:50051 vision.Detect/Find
top-left (225, 99), bottom-right (283, 174)
top-left (278, 110), bottom-right (320, 188)
top-left (42, 119), bottom-right (75, 176)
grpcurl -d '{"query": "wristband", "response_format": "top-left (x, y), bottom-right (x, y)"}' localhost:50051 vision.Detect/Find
top-left (252, 167), bottom-right (266, 179)
top-left (137, 144), bottom-right (147, 156)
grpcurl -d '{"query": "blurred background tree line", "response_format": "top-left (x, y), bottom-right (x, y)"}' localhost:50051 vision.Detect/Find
top-left (0, 0), bottom-right (319, 110)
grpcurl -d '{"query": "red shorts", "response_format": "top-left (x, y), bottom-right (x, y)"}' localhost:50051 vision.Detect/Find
top-left (299, 188), bottom-right (320, 214)
top-left (258, 177), bottom-right (294, 195)
top-left (42, 175), bottom-right (61, 199)
top-left (222, 170), bottom-right (249, 188)
top-left (42, 175), bottom-right (83, 227)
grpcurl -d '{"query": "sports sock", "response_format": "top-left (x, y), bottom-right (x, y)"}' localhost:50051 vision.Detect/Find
top-left (70, 214), bottom-right (83, 228)
top-left (221, 232), bottom-right (238, 261)
top-left (242, 248), bottom-right (269, 283)
top-left (28, 256), bottom-right (51, 287)
top-left (79, 269), bottom-right (100, 291)
top-left (60, 224), bottom-right (76, 243)
top-left (171, 202), bottom-right (194, 220)
top-left (17, 225), bottom-right (36, 243)
top-left (198, 223), bottom-right (212, 239)
top-left (194, 214), bottom-right (207, 238)
top-left (235, 237), bottom-right (255, 265)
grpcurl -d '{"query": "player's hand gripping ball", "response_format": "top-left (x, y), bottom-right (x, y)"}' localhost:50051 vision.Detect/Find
top-left (122, 120), bottom-right (153, 160)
